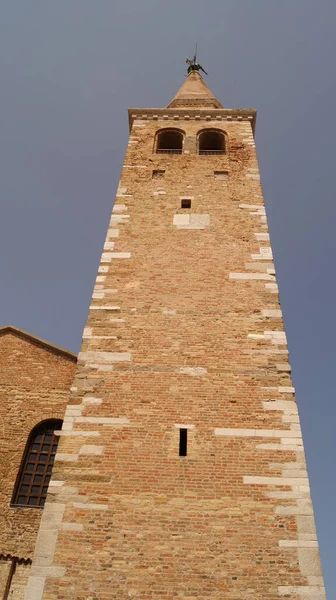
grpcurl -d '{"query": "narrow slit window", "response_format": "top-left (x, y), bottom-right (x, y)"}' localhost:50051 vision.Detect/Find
top-left (181, 198), bottom-right (191, 209)
top-left (179, 429), bottom-right (187, 456)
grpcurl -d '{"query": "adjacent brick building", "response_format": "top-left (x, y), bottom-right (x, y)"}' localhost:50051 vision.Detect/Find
top-left (0, 326), bottom-right (76, 598)
top-left (0, 69), bottom-right (326, 599)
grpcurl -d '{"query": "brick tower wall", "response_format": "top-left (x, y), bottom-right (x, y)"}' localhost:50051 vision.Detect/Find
top-left (26, 112), bottom-right (325, 599)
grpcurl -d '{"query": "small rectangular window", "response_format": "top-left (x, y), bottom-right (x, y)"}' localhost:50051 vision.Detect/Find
top-left (214, 170), bottom-right (229, 179)
top-left (181, 198), bottom-right (191, 209)
top-left (152, 169), bottom-right (165, 178)
top-left (179, 429), bottom-right (187, 456)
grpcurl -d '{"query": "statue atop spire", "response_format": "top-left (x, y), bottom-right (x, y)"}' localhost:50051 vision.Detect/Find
top-left (186, 43), bottom-right (208, 76)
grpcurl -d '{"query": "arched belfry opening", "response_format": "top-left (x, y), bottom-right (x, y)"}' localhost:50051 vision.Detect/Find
top-left (156, 129), bottom-right (184, 154)
top-left (198, 129), bottom-right (225, 154)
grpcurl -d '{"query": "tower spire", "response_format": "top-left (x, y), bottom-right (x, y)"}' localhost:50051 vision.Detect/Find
top-left (167, 50), bottom-right (222, 109)
top-left (167, 71), bottom-right (223, 109)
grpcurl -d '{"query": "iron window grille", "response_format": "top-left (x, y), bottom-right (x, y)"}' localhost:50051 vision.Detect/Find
top-left (12, 420), bottom-right (62, 508)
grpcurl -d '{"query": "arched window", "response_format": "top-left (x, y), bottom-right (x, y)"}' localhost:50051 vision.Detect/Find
top-left (198, 129), bottom-right (226, 155)
top-left (156, 129), bottom-right (184, 154)
top-left (12, 419), bottom-right (62, 508)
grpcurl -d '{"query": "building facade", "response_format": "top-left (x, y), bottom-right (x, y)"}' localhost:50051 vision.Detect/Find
top-left (19, 71), bottom-right (327, 599)
top-left (0, 326), bottom-right (77, 599)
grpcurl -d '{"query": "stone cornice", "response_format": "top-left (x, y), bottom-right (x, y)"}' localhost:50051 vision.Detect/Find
top-left (128, 108), bottom-right (257, 134)
top-left (168, 98), bottom-right (223, 109)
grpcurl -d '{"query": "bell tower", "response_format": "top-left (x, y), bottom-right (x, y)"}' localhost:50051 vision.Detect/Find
top-left (26, 67), bottom-right (326, 599)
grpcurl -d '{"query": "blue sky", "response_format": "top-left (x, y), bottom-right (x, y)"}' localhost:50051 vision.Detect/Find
top-left (0, 1), bottom-right (335, 594)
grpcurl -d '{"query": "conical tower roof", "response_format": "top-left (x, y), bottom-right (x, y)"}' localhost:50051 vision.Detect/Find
top-left (167, 70), bottom-right (223, 109)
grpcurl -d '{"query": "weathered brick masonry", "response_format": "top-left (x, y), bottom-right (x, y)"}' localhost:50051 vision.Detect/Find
top-left (26, 72), bottom-right (326, 599)
top-left (0, 327), bottom-right (76, 599)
